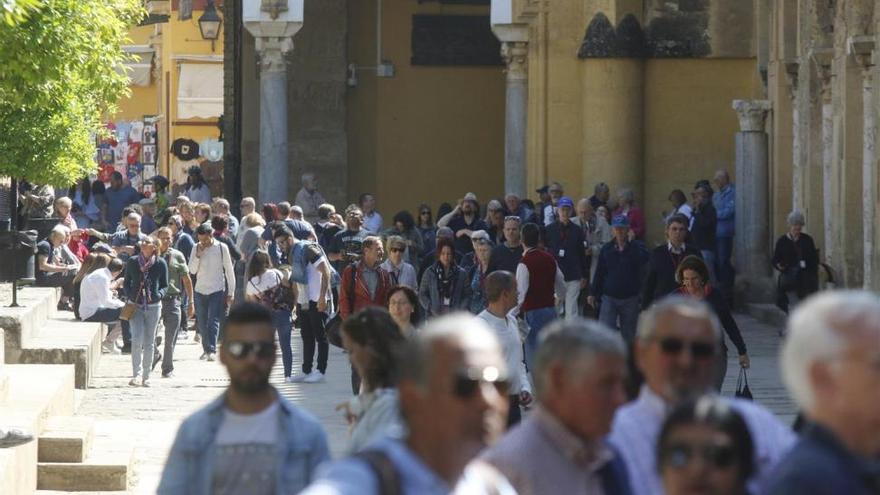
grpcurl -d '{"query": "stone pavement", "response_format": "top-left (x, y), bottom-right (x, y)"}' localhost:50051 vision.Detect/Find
top-left (74, 311), bottom-right (795, 493)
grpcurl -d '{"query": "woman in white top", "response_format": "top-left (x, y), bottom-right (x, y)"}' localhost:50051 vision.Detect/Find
top-left (79, 257), bottom-right (126, 354)
top-left (379, 236), bottom-right (417, 290)
top-left (245, 250), bottom-right (295, 381)
top-left (338, 307), bottom-right (405, 453)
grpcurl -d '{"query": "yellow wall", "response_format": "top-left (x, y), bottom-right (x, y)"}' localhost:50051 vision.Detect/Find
top-left (112, 10), bottom-right (223, 185)
top-left (347, 0), bottom-right (506, 217)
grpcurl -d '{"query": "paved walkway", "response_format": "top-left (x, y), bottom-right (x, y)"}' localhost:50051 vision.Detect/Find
top-left (75, 312), bottom-right (795, 493)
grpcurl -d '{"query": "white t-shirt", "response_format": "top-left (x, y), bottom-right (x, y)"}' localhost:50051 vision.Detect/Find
top-left (245, 269), bottom-right (283, 298)
top-left (307, 256), bottom-right (331, 303)
top-left (215, 400), bottom-right (279, 446)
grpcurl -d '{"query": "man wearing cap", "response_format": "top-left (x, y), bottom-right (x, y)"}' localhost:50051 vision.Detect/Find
top-left (437, 193), bottom-right (488, 256)
top-left (588, 215), bottom-right (649, 342)
top-left (545, 197), bottom-right (589, 322)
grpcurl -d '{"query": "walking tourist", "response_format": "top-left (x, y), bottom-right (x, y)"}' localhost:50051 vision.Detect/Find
top-left (380, 235), bottom-right (418, 290)
top-left (545, 196), bottom-right (589, 321)
top-left (476, 271), bottom-right (533, 426)
top-left (517, 222), bottom-right (564, 369)
top-left (183, 166), bottom-right (212, 204)
top-left (384, 210), bottom-right (423, 267)
top-left (658, 397), bottom-right (754, 495)
top-left (609, 298), bottom-right (794, 495)
top-left (613, 188), bottom-right (646, 241)
top-left (589, 182), bottom-right (610, 210)
top-left (158, 303), bottom-right (330, 495)
top-left (301, 314), bottom-right (515, 494)
top-left (542, 182), bottom-right (564, 225)
top-left (387, 285), bottom-right (420, 338)
top-left (588, 215), bottom-right (649, 342)
top-left (156, 227), bottom-right (194, 378)
top-left (245, 250), bottom-right (295, 382)
top-left (487, 216), bottom-right (523, 274)
top-left (189, 223), bottom-right (236, 362)
top-left (416, 203), bottom-right (437, 256)
top-left (763, 291), bottom-right (880, 495)
top-left (104, 172), bottom-right (140, 231)
top-left (328, 205), bottom-right (370, 272)
top-left (212, 198), bottom-right (238, 240)
top-left (123, 236), bottom-right (168, 387)
top-left (641, 214), bottom-right (702, 309)
top-left (110, 212), bottom-right (148, 262)
top-left (419, 237), bottom-right (470, 317)
top-left (663, 189), bottom-right (693, 224)
top-left (481, 319), bottom-right (632, 495)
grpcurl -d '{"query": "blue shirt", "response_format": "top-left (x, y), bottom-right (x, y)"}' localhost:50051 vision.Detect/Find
top-left (158, 391), bottom-right (330, 495)
top-left (591, 240), bottom-right (650, 299)
top-left (713, 184), bottom-right (736, 238)
top-left (104, 186), bottom-right (141, 230)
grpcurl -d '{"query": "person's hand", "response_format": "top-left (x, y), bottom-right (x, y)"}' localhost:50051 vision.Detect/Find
top-left (196, 243), bottom-right (205, 257)
top-left (187, 304), bottom-right (196, 319)
top-left (519, 391), bottom-right (533, 408)
top-left (335, 402), bottom-right (357, 426)
top-left (456, 229), bottom-right (471, 238)
top-left (580, 279), bottom-right (588, 290)
top-left (225, 295), bottom-right (234, 307)
top-left (739, 354), bottom-right (751, 369)
top-left (587, 296), bottom-right (596, 308)
top-left (317, 299), bottom-right (327, 313)
top-left (627, 230), bottom-right (636, 242)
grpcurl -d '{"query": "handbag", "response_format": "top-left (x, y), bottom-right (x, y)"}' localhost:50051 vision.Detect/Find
top-left (327, 267), bottom-right (357, 348)
top-left (735, 368), bottom-right (753, 400)
top-left (778, 266), bottom-right (801, 292)
top-left (119, 302), bottom-right (137, 321)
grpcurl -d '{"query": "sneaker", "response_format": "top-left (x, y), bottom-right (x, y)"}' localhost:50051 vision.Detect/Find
top-left (194, 333), bottom-right (201, 343)
top-left (303, 371), bottom-right (325, 383)
top-left (199, 352), bottom-right (208, 361)
top-left (177, 330), bottom-right (188, 341)
top-left (141, 378), bottom-right (151, 388)
top-left (286, 374), bottom-right (307, 383)
top-left (0, 428), bottom-right (33, 448)
top-left (128, 378), bottom-right (140, 387)
top-left (102, 341), bottom-right (121, 354)
top-left (206, 353), bottom-right (216, 362)
top-left (161, 371), bottom-right (174, 378)
top-left (121, 346), bottom-right (132, 355)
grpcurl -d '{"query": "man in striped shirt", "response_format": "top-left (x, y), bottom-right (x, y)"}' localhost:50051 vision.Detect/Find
top-left (609, 297), bottom-right (794, 495)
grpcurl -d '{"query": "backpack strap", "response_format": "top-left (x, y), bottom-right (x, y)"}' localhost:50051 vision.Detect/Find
top-left (355, 450), bottom-right (400, 495)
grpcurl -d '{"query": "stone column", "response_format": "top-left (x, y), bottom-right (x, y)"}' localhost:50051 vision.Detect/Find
top-left (501, 41), bottom-right (528, 198)
top-left (812, 51), bottom-right (835, 266)
top-left (785, 62), bottom-right (803, 211)
top-left (851, 36), bottom-right (878, 289)
top-left (255, 38), bottom-right (293, 204)
top-left (732, 100), bottom-right (772, 280)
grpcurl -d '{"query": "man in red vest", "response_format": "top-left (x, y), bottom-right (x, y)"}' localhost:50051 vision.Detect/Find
top-left (516, 223), bottom-right (564, 369)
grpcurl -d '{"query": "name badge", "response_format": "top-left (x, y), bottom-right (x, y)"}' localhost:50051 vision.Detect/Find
top-left (799, 260), bottom-right (806, 269)
top-left (558, 249), bottom-right (566, 257)
top-left (443, 297), bottom-right (451, 306)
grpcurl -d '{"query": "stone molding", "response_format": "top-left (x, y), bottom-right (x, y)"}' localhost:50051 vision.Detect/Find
top-left (848, 35), bottom-right (875, 70)
top-left (256, 37), bottom-right (294, 73)
top-left (732, 100), bottom-right (771, 132)
top-left (501, 41), bottom-right (528, 81)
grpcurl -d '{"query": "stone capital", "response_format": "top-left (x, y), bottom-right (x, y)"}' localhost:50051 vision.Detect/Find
top-left (501, 41), bottom-right (528, 81)
top-left (255, 37), bottom-right (294, 73)
top-left (848, 35), bottom-right (875, 71)
top-left (732, 100), bottom-right (771, 132)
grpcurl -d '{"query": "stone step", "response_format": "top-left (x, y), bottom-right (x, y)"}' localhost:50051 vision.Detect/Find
top-left (18, 316), bottom-right (104, 389)
top-left (37, 434), bottom-right (132, 492)
top-left (745, 303), bottom-right (788, 330)
top-left (1, 286), bottom-right (61, 363)
top-left (38, 416), bottom-right (95, 463)
top-left (0, 364), bottom-right (76, 494)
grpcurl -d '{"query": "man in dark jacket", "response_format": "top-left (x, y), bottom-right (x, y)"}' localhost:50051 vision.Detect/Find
top-left (690, 184), bottom-right (717, 283)
top-left (763, 291), bottom-right (880, 495)
top-left (641, 214), bottom-right (702, 309)
top-left (545, 197), bottom-right (588, 321)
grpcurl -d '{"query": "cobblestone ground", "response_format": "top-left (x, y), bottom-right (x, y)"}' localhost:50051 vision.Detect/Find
top-left (76, 312), bottom-right (795, 493)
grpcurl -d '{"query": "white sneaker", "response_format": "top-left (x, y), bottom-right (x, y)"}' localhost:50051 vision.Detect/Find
top-left (303, 371), bottom-right (325, 383)
top-left (128, 378), bottom-right (140, 387)
top-left (286, 374), bottom-right (307, 383)
top-left (199, 352), bottom-right (208, 360)
top-left (206, 353), bottom-right (216, 362)
top-left (141, 378), bottom-right (151, 388)
top-left (102, 341), bottom-right (121, 354)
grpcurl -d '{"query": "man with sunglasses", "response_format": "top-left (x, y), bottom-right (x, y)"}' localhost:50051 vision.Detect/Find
top-left (763, 291), bottom-right (880, 495)
top-left (302, 314), bottom-right (516, 494)
top-left (328, 204), bottom-right (370, 273)
top-left (482, 320), bottom-right (632, 495)
top-left (158, 303), bottom-right (330, 494)
top-left (609, 297), bottom-right (794, 495)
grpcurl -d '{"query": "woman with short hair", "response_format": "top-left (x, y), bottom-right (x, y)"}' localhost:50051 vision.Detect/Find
top-left (379, 236), bottom-right (417, 290)
top-left (772, 210), bottom-right (819, 315)
top-left (36, 225), bottom-right (81, 311)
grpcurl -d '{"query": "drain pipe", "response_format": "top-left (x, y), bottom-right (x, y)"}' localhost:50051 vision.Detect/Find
top-left (347, 0), bottom-right (394, 86)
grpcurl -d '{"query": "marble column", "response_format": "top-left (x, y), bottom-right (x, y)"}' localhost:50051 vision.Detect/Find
top-left (851, 37), bottom-right (878, 289)
top-left (811, 53), bottom-right (835, 267)
top-left (785, 62), bottom-right (803, 211)
top-left (732, 100), bottom-right (772, 280)
top-left (501, 41), bottom-right (528, 199)
top-left (257, 38), bottom-right (293, 204)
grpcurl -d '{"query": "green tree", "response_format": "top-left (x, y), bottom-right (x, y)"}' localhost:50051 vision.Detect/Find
top-left (0, 0), bottom-right (144, 185)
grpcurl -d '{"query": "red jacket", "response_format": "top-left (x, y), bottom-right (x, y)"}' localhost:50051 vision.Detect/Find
top-left (339, 262), bottom-right (392, 319)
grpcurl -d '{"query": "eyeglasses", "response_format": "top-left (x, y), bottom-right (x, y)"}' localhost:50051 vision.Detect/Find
top-left (389, 247), bottom-right (405, 253)
top-left (661, 442), bottom-right (737, 469)
top-left (453, 366), bottom-right (509, 399)
top-left (225, 341), bottom-right (275, 360)
top-left (657, 337), bottom-right (716, 359)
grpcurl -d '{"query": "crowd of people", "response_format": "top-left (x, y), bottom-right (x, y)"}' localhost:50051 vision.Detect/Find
top-left (14, 166), bottom-right (874, 494)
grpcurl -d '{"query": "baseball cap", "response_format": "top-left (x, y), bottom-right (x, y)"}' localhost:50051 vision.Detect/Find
top-left (557, 197), bottom-right (574, 209)
top-left (611, 215), bottom-right (630, 228)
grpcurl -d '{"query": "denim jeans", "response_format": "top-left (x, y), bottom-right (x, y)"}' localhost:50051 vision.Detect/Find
top-left (301, 302), bottom-right (329, 375)
top-left (716, 236), bottom-right (734, 290)
top-left (272, 309), bottom-right (294, 378)
top-left (524, 307), bottom-right (557, 371)
top-left (195, 291), bottom-right (225, 354)
top-left (129, 303), bottom-right (161, 380)
top-left (161, 296), bottom-right (182, 374)
top-left (599, 295), bottom-right (640, 343)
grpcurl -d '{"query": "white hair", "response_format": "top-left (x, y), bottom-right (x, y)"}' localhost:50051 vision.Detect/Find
top-left (49, 224), bottom-right (70, 240)
top-left (302, 172), bottom-right (315, 183)
top-left (127, 212), bottom-right (142, 223)
top-left (786, 210), bottom-right (805, 227)
top-left (782, 290), bottom-right (880, 411)
top-left (637, 296), bottom-right (722, 343)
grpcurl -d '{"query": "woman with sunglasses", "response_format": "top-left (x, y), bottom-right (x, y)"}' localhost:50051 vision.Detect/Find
top-left (383, 210), bottom-right (423, 268)
top-left (418, 237), bottom-right (471, 317)
top-left (244, 250), bottom-right (296, 382)
top-left (338, 307), bottom-right (405, 453)
top-left (658, 396), bottom-right (754, 495)
top-left (674, 255), bottom-right (749, 390)
top-left (380, 236), bottom-right (417, 290)
top-left (416, 204), bottom-right (436, 257)
top-left (387, 285), bottom-right (420, 338)
top-left (123, 236), bottom-right (169, 387)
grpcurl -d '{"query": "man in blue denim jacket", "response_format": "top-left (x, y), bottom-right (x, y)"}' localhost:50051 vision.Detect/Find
top-left (158, 303), bottom-right (330, 495)
top-left (712, 169), bottom-right (736, 291)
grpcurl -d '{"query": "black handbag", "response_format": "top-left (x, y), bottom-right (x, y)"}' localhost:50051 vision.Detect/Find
top-left (735, 368), bottom-right (753, 400)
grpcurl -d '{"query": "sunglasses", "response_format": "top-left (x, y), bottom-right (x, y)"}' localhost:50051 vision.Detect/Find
top-left (657, 337), bottom-right (716, 359)
top-left (225, 341), bottom-right (275, 360)
top-left (504, 216), bottom-right (522, 223)
top-left (389, 247), bottom-right (405, 253)
top-left (661, 442), bottom-right (737, 469)
top-left (453, 366), bottom-right (510, 399)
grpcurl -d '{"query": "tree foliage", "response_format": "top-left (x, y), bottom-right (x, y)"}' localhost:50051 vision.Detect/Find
top-left (0, 0), bottom-right (144, 185)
